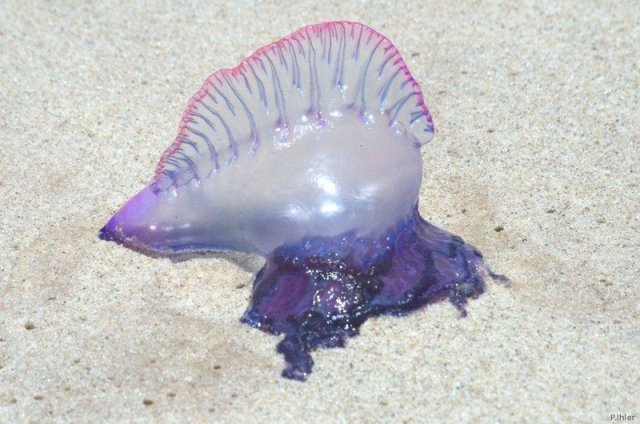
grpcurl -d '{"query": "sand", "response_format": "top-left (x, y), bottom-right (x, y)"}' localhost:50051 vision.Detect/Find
top-left (1, 1), bottom-right (638, 422)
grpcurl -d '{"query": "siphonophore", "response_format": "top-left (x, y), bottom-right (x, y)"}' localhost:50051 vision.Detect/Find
top-left (99, 21), bottom-right (505, 381)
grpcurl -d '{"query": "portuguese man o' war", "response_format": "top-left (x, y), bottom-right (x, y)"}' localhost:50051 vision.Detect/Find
top-left (99, 21), bottom-right (505, 381)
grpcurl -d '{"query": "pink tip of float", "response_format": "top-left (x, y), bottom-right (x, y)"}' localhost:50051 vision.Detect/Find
top-left (99, 185), bottom-right (159, 248)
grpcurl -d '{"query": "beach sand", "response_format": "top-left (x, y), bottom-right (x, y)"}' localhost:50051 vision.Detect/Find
top-left (1, 1), bottom-right (638, 422)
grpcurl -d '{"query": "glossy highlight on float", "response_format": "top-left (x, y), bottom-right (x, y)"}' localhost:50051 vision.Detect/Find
top-left (99, 21), bottom-right (505, 381)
